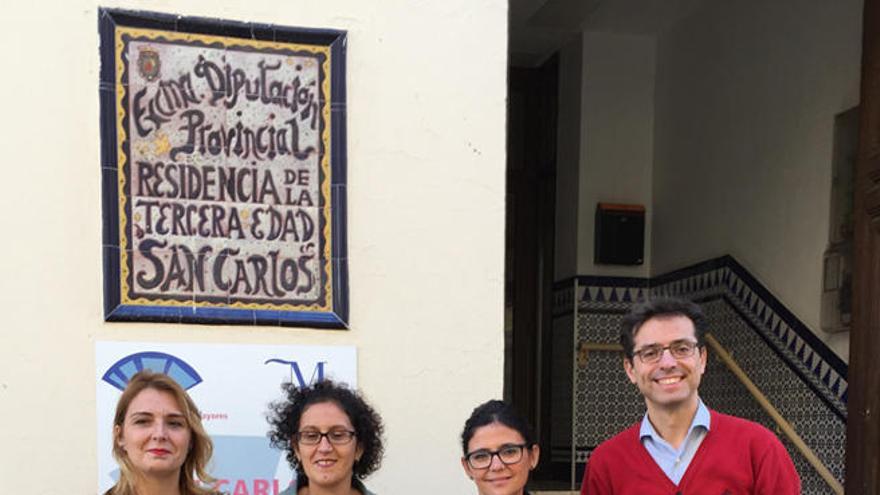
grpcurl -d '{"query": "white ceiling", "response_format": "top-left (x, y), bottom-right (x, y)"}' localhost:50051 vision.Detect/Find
top-left (509, 0), bottom-right (704, 66)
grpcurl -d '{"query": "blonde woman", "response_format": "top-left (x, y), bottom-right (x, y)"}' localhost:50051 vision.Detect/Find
top-left (105, 370), bottom-right (220, 495)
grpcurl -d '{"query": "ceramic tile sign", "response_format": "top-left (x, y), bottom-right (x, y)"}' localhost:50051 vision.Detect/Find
top-left (95, 341), bottom-right (357, 493)
top-left (99, 9), bottom-right (348, 327)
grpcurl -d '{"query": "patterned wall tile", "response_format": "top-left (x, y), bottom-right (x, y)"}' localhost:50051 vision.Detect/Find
top-left (569, 302), bottom-right (641, 463)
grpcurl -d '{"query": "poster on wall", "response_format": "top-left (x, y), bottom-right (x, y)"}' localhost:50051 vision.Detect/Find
top-left (98, 9), bottom-right (349, 327)
top-left (95, 340), bottom-right (357, 494)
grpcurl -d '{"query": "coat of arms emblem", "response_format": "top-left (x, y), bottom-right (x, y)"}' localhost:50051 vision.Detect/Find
top-left (137, 48), bottom-right (160, 81)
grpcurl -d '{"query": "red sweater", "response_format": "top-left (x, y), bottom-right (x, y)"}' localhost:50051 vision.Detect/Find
top-left (580, 410), bottom-right (800, 495)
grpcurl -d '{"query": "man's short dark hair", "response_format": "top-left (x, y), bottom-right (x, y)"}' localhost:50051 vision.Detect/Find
top-left (619, 297), bottom-right (707, 360)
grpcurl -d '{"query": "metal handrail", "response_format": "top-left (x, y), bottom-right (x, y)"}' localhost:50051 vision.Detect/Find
top-left (577, 334), bottom-right (844, 495)
top-left (704, 334), bottom-right (843, 494)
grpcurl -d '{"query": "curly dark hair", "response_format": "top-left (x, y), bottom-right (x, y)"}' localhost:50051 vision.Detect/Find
top-left (267, 379), bottom-right (384, 481)
top-left (619, 297), bottom-right (708, 360)
top-left (461, 400), bottom-right (536, 455)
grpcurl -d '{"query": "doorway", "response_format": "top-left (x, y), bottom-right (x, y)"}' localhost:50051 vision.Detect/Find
top-left (504, 54), bottom-right (558, 485)
top-left (505, 0), bottom-right (880, 493)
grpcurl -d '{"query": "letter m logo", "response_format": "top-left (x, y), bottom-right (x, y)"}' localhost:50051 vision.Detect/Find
top-left (264, 358), bottom-right (326, 387)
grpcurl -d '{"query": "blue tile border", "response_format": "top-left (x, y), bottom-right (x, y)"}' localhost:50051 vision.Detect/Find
top-left (723, 257), bottom-right (847, 375)
top-left (708, 293), bottom-right (845, 421)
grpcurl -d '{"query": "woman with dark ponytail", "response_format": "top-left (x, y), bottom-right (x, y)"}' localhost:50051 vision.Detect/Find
top-left (461, 400), bottom-right (540, 495)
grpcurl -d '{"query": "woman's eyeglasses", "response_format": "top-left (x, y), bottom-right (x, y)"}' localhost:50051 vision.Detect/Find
top-left (465, 444), bottom-right (528, 469)
top-left (295, 428), bottom-right (356, 445)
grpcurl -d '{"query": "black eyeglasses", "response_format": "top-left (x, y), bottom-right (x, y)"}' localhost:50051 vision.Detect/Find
top-left (295, 428), bottom-right (356, 445)
top-left (465, 444), bottom-right (528, 469)
top-left (633, 340), bottom-right (700, 364)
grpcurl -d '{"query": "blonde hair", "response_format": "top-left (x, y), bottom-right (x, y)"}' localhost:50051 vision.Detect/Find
top-left (107, 370), bottom-right (217, 495)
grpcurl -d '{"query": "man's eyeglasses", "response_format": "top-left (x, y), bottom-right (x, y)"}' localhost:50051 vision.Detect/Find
top-left (465, 444), bottom-right (528, 469)
top-left (295, 428), bottom-right (356, 445)
top-left (633, 340), bottom-right (700, 364)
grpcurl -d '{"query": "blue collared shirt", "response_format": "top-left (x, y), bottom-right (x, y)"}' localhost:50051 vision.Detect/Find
top-left (639, 399), bottom-right (711, 485)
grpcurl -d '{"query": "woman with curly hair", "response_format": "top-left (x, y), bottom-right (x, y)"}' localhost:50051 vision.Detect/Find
top-left (267, 379), bottom-right (384, 495)
top-left (460, 400), bottom-right (540, 495)
top-left (105, 370), bottom-right (220, 495)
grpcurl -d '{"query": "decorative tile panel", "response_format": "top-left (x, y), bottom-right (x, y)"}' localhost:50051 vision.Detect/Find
top-left (99, 8), bottom-right (350, 327)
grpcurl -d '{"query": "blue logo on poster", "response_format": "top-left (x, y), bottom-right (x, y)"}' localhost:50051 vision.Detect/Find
top-left (102, 351), bottom-right (203, 390)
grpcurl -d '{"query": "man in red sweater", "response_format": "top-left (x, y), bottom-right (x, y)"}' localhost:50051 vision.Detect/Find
top-left (580, 297), bottom-right (800, 495)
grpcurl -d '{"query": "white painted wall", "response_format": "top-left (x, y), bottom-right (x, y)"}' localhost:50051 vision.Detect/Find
top-left (651, 0), bottom-right (862, 360)
top-left (577, 32), bottom-right (656, 277)
top-left (0, 0), bottom-right (507, 492)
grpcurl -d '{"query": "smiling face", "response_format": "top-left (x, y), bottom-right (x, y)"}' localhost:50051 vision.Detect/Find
top-left (461, 422), bottom-right (539, 495)
top-left (624, 315), bottom-right (707, 415)
top-left (293, 401), bottom-right (363, 491)
top-left (115, 387), bottom-right (191, 482)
